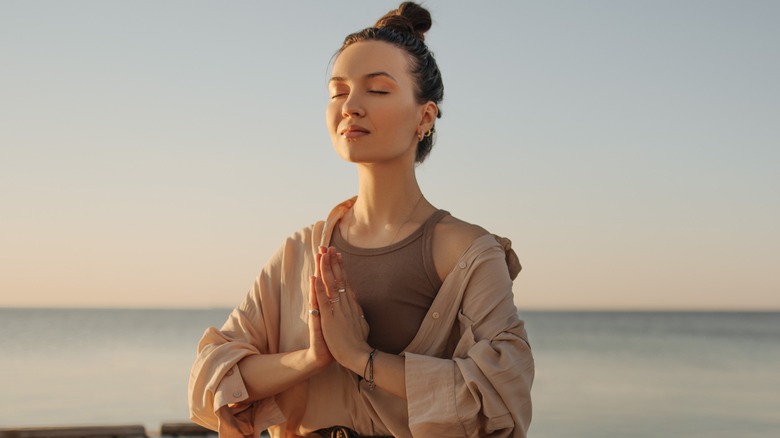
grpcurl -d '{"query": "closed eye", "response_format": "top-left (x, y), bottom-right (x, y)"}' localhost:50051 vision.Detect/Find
top-left (330, 90), bottom-right (387, 99)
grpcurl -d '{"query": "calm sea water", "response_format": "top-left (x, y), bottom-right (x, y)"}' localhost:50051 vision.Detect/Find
top-left (0, 308), bottom-right (777, 437)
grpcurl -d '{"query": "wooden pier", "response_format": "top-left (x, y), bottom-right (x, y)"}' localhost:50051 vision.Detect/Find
top-left (0, 422), bottom-right (216, 438)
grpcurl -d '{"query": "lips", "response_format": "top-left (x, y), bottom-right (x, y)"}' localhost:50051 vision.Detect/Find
top-left (340, 125), bottom-right (370, 139)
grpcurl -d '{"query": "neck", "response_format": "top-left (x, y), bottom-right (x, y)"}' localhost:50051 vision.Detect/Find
top-left (353, 163), bottom-right (424, 228)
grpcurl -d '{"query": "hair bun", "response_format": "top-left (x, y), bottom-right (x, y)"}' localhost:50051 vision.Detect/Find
top-left (374, 2), bottom-right (432, 41)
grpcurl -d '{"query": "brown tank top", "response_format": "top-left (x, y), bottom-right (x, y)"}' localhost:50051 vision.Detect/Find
top-left (332, 209), bottom-right (450, 354)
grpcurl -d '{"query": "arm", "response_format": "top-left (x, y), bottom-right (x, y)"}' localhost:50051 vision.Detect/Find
top-left (405, 240), bottom-right (534, 437)
top-left (237, 275), bottom-right (333, 401)
top-left (189, 230), bottom-right (331, 435)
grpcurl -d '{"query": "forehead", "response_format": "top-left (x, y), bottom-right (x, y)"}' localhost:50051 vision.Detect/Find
top-left (331, 41), bottom-right (412, 83)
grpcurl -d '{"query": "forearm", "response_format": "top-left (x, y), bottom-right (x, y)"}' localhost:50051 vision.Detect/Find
top-left (238, 349), bottom-right (324, 402)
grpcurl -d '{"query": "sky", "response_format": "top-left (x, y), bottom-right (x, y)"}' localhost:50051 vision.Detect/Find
top-left (1, 0), bottom-right (778, 310)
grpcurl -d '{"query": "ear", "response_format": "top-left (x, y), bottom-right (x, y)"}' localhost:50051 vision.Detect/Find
top-left (417, 101), bottom-right (439, 133)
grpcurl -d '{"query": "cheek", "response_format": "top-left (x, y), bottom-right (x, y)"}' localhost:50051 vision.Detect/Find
top-left (377, 100), bottom-right (416, 128)
top-left (389, 106), bottom-right (420, 137)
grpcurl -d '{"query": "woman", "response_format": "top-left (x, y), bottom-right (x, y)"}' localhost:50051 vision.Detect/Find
top-left (189, 3), bottom-right (533, 437)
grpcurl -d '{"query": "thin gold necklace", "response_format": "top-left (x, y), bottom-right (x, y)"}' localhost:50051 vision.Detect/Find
top-left (346, 194), bottom-right (425, 247)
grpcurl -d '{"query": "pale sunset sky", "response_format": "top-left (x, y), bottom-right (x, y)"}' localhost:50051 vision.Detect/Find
top-left (1, 1), bottom-right (778, 310)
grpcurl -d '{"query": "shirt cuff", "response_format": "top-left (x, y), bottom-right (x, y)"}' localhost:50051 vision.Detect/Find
top-left (214, 363), bottom-right (249, 408)
top-left (405, 352), bottom-right (464, 435)
top-left (214, 363), bottom-right (287, 436)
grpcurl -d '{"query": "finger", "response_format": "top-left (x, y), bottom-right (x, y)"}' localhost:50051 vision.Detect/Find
top-left (315, 249), bottom-right (329, 282)
top-left (331, 251), bottom-right (359, 311)
top-left (315, 252), bottom-right (333, 299)
top-left (328, 247), bottom-right (347, 291)
top-left (329, 248), bottom-right (362, 322)
top-left (334, 251), bottom-right (350, 292)
top-left (308, 276), bottom-right (320, 314)
top-left (321, 251), bottom-right (338, 296)
top-left (322, 251), bottom-right (350, 313)
top-left (313, 272), bottom-right (330, 312)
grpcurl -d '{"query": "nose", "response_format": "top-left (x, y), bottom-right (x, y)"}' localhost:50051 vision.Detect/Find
top-left (341, 92), bottom-right (365, 118)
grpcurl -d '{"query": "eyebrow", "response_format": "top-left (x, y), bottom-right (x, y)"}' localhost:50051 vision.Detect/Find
top-left (329, 71), bottom-right (398, 84)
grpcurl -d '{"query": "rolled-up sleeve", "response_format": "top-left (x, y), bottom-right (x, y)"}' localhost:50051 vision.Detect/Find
top-left (405, 243), bottom-right (534, 437)
top-left (188, 244), bottom-right (288, 435)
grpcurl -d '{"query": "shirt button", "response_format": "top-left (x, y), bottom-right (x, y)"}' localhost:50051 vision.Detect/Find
top-left (432, 312), bottom-right (440, 320)
top-left (458, 262), bottom-right (467, 269)
top-left (226, 369), bottom-right (234, 376)
top-left (233, 391), bottom-right (242, 398)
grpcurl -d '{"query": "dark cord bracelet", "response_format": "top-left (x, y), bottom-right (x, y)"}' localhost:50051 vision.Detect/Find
top-left (362, 348), bottom-right (378, 390)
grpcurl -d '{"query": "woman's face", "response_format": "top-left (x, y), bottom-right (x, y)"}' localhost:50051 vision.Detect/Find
top-left (327, 40), bottom-right (431, 165)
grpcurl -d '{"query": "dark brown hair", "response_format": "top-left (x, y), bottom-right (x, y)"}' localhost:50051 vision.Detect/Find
top-left (338, 2), bottom-right (444, 163)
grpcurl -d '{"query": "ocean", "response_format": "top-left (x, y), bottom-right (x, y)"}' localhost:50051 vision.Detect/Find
top-left (0, 308), bottom-right (777, 437)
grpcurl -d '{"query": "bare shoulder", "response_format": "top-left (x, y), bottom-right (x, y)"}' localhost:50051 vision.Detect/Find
top-left (432, 214), bottom-right (490, 281)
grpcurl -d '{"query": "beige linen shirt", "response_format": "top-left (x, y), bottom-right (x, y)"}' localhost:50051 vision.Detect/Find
top-left (189, 198), bottom-right (534, 437)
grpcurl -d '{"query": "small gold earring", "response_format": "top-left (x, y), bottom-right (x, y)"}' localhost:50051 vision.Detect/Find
top-left (424, 129), bottom-right (433, 137)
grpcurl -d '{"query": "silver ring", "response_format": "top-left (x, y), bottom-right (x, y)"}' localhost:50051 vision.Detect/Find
top-left (308, 309), bottom-right (320, 316)
top-left (337, 287), bottom-right (347, 294)
top-left (328, 297), bottom-right (341, 304)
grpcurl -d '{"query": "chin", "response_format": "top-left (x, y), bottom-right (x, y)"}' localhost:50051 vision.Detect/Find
top-left (334, 140), bottom-right (371, 163)
top-left (333, 139), bottom-right (413, 165)
top-left (337, 151), bottom-right (373, 164)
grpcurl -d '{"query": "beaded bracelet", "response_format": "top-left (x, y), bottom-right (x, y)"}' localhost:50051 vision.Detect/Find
top-left (363, 348), bottom-right (378, 390)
